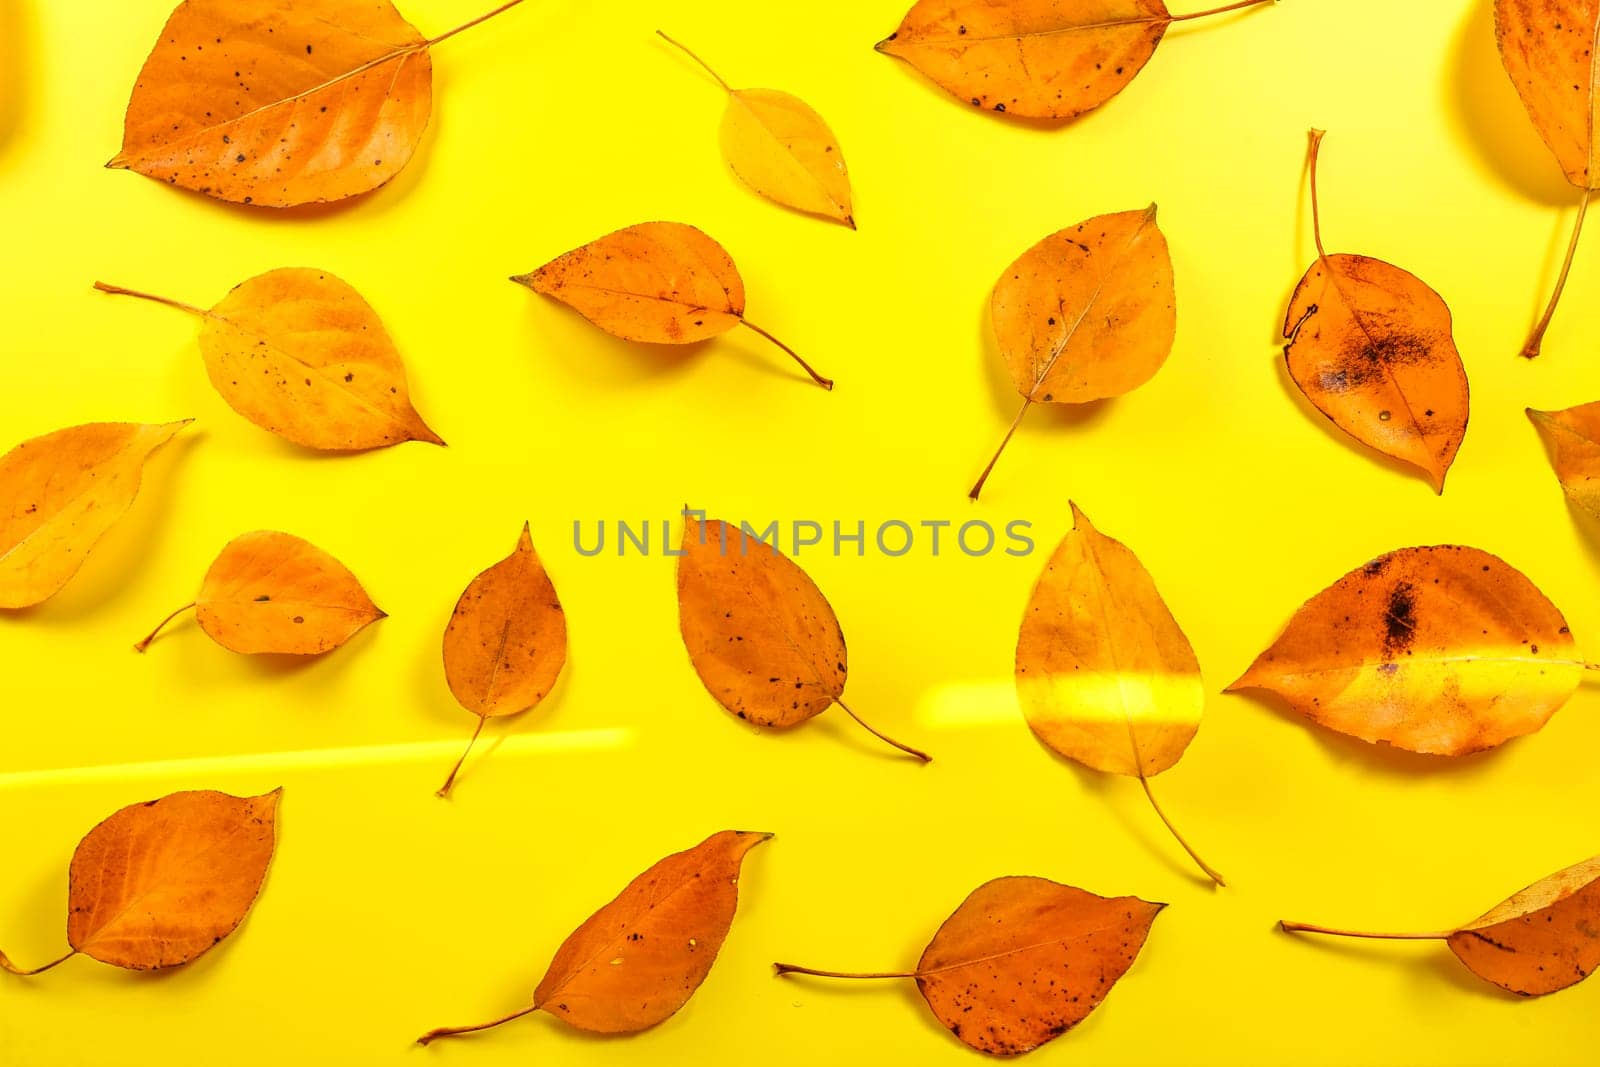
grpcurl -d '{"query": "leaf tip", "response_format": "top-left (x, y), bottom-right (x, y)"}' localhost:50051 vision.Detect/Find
top-left (844, 214), bottom-right (857, 231)
top-left (105, 154), bottom-right (129, 171)
top-left (874, 34), bottom-right (898, 54)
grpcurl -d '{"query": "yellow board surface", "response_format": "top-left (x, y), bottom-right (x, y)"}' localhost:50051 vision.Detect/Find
top-left (2, 0), bottom-right (1599, 1063)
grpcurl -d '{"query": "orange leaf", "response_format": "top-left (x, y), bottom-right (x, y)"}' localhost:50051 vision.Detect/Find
top-left (1283, 131), bottom-right (1469, 493)
top-left (658, 31), bottom-right (855, 228)
top-left (877, 0), bottom-right (1274, 120)
top-left (1494, 0), bottom-right (1597, 357)
top-left (0, 789), bottom-right (280, 975)
top-left (112, 0), bottom-right (530, 207)
top-left (417, 830), bottom-right (771, 1044)
top-left (1529, 402), bottom-right (1600, 519)
top-left (971, 205), bottom-right (1175, 500)
top-left (775, 876), bottom-right (1163, 1056)
top-left (1229, 546), bottom-right (1584, 755)
top-left (135, 530), bottom-right (385, 655)
top-left (1282, 854), bottom-right (1600, 997)
top-left (436, 523), bottom-right (568, 797)
top-left (676, 512), bottom-right (930, 761)
top-left (0, 420), bottom-right (189, 609)
top-left (1017, 504), bottom-right (1222, 884)
top-left (511, 221), bottom-right (833, 389)
top-left (97, 271), bottom-right (441, 452)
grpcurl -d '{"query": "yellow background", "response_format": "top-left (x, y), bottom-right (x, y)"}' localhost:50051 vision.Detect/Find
top-left (2, 0), bottom-right (1599, 1063)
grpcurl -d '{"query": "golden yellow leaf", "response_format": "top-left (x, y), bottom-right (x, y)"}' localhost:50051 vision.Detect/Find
top-left (972, 205), bottom-right (1175, 500)
top-left (135, 530), bottom-right (385, 655)
top-left (1529, 402), bottom-right (1600, 518)
top-left (0, 789), bottom-right (280, 975)
top-left (1230, 545), bottom-right (1584, 755)
top-left (112, 0), bottom-right (530, 207)
top-left (436, 523), bottom-right (568, 797)
top-left (513, 221), bottom-right (833, 389)
top-left (0, 420), bottom-right (189, 609)
top-left (658, 31), bottom-right (854, 228)
top-left (1016, 503), bottom-right (1221, 884)
top-left (97, 271), bottom-right (441, 451)
top-left (418, 830), bottom-right (771, 1043)
top-left (776, 876), bottom-right (1163, 1056)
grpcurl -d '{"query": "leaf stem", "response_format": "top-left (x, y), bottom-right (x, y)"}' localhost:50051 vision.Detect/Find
top-left (416, 1003), bottom-right (538, 1046)
top-left (436, 717), bottom-right (486, 799)
top-left (737, 318), bottom-right (833, 390)
top-left (426, 0), bottom-right (530, 48)
top-left (1279, 921), bottom-right (1453, 941)
top-left (0, 949), bottom-right (76, 976)
top-left (1137, 773), bottom-right (1225, 886)
top-left (655, 30), bottom-right (732, 93)
top-left (969, 398), bottom-right (1032, 501)
top-left (1522, 188), bottom-right (1593, 359)
top-left (1306, 128), bottom-right (1330, 261)
top-left (1169, 0), bottom-right (1277, 23)
top-left (834, 699), bottom-right (932, 762)
top-left (94, 281), bottom-right (206, 318)
top-left (133, 602), bottom-right (197, 653)
top-left (773, 963), bottom-right (914, 979)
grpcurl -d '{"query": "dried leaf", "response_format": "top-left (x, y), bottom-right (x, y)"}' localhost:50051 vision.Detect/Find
top-left (511, 221), bottom-right (833, 389)
top-left (418, 830), bottom-right (771, 1044)
top-left (436, 523), bottom-right (568, 797)
top-left (677, 513), bottom-right (930, 761)
top-left (1529, 402), bottom-right (1600, 518)
top-left (135, 530), bottom-right (385, 655)
top-left (1282, 854), bottom-right (1600, 996)
top-left (96, 271), bottom-right (441, 452)
top-left (971, 205), bottom-right (1175, 500)
top-left (112, 0), bottom-right (529, 207)
top-left (0, 420), bottom-right (189, 609)
top-left (775, 876), bottom-right (1163, 1057)
top-left (876, 0), bottom-right (1273, 120)
top-left (1284, 131), bottom-right (1469, 493)
top-left (1229, 545), bottom-right (1584, 755)
top-left (1494, 0), bottom-right (1598, 357)
top-left (0, 789), bottom-right (280, 975)
top-left (657, 31), bottom-right (854, 228)
top-left (1017, 504), bottom-right (1222, 884)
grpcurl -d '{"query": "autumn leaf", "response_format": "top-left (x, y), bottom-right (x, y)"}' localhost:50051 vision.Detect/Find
top-left (876, 0), bottom-right (1274, 120)
top-left (436, 523), bottom-right (568, 797)
top-left (775, 876), bottom-right (1163, 1057)
top-left (1494, 1), bottom-right (1600, 357)
top-left (677, 512), bottom-right (931, 762)
top-left (1229, 545), bottom-right (1587, 755)
top-left (0, 420), bottom-right (189, 609)
top-left (657, 31), bottom-right (854, 228)
top-left (418, 830), bottom-right (771, 1044)
top-left (1017, 504), bottom-right (1223, 885)
top-left (96, 271), bottom-right (441, 451)
top-left (1529, 402), bottom-right (1600, 519)
top-left (1283, 130), bottom-right (1469, 493)
top-left (1282, 854), bottom-right (1600, 996)
top-left (971, 205), bottom-right (1175, 500)
top-left (511, 221), bottom-right (833, 389)
top-left (0, 789), bottom-right (279, 975)
top-left (134, 530), bottom-right (385, 655)
top-left (112, 0), bottom-right (530, 207)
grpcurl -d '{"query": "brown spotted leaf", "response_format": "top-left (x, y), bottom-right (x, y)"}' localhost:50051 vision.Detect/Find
top-left (1284, 131), bottom-right (1469, 492)
top-left (775, 876), bottom-right (1163, 1057)
top-left (1229, 545), bottom-right (1583, 755)
top-left (511, 221), bottom-right (832, 388)
top-left (1283, 854), bottom-right (1600, 996)
top-left (135, 530), bottom-right (384, 655)
top-left (0, 789), bottom-right (280, 975)
top-left (676, 512), bottom-right (929, 761)
top-left (876, 0), bottom-right (1274, 121)
top-left (417, 830), bottom-right (771, 1043)
top-left (436, 523), bottom-right (568, 797)
top-left (0, 420), bottom-right (189, 609)
top-left (97, 271), bottom-right (441, 452)
top-left (112, 0), bottom-right (529, 207)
